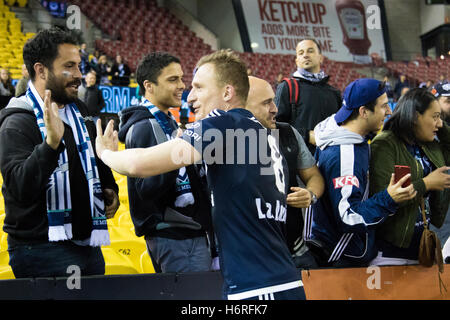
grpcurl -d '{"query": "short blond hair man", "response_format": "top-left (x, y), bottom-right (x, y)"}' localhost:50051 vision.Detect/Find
top-left (84, 50), bottom-right (305, 300)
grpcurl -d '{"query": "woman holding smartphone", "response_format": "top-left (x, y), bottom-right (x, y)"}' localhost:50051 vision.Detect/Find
top-left (369, 88), bottom-right (450, 265)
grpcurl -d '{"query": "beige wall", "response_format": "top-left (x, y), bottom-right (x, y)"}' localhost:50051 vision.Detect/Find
top-left (167, 0), bottom-right (243, 52)
top-left (420, 2), bottom-right (446, 35)
top-left (384, 0), bottom-right (422, 61)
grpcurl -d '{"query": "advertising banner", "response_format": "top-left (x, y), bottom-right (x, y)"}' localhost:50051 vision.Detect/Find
top-left (99, 85), bottom-right (194, 122)
top-left (240, 0), bottom-right (386, 63)
top-left (99, 85), bottom-right (139, 114)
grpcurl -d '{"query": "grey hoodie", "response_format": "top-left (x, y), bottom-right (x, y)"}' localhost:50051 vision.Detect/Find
top-left (314, 115), bottom-right (365, 150)
top-left (5, 95), bottom-right (33, 111)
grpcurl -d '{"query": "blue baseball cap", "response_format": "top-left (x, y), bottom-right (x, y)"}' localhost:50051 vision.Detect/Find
top-left (335, 78), bottom-right (387, 124)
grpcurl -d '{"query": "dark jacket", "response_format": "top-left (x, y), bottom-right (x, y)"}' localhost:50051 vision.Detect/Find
top-left (0, 96), bottom-right (118, 244)
top-left (118, 106), bottom-right (212, 240)
top-left (394, 79), bottom-right (409, 100)
top-left (277, 122), bottom-right (300, 253)
top-left (274, 75), bottom-right (341, 155)
top-left (110, 63), bottom-right (131, 87)
top-left (80, 85), bottom-right (105, 117)
top-left (369, 124), bottom-right (450, 248)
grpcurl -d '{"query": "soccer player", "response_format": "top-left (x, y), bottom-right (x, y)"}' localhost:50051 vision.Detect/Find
top-left (80, 50), bottom-right (304, 300)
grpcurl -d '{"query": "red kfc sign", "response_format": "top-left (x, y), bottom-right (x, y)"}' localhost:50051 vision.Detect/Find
top-left (333, 175), bottom-right (360, 189)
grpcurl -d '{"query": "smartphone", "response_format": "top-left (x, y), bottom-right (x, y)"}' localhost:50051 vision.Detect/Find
top-left (394, 165), bottom-right (411, 187)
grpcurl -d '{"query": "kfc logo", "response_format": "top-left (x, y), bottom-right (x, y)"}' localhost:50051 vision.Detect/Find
top-left (333, 175), bottom-right (360, 189)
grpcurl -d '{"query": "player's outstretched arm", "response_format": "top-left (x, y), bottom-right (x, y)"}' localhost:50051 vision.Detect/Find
top-left (96, 119), bottom-right (201, 178)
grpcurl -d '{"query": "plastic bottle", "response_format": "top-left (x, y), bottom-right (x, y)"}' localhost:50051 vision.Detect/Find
top-left (335, 0), bottom-right (372, 64)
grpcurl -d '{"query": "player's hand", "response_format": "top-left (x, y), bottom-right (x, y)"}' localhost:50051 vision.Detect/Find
top-left (286, 187), bottom-right (312, 208)
top-left (387, 173), bottom-right (417, 203)
top-left (43, 90), bottom-right (64, 150)
top-left (103, 188), bottom-right (119, 219)
top-left (96, 119), bottom-right (118, 158)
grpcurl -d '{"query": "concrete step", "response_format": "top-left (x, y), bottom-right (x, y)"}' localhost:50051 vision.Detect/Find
top-left (9, 5), bottom-right (38, 34)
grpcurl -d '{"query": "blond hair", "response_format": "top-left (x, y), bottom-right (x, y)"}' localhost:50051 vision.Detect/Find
top-left (196, 49), bottom-right (249, 105)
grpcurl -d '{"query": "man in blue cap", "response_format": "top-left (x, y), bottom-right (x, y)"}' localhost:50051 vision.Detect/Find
top-left (304, 78), bottom-right (417, 268)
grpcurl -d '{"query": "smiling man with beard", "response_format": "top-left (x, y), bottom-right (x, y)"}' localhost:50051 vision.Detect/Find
top-left (0, 28), bottom-right (119, 278)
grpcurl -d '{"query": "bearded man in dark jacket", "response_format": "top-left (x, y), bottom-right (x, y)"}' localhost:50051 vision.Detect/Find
top-left (0, 28), bottom-right (119, 278)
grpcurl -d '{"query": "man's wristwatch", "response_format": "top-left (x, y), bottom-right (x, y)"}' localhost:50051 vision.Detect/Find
top-left (309, 190), bottom-right (318, 205)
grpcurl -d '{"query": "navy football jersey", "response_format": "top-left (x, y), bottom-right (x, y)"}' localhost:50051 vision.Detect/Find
top-left (182, 108), bottom-right (302, 300)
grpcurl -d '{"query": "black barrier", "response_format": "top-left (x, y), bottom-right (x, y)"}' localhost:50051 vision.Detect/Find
top-left (0, 271), bottom-right (224, 300)
top-left (0, 270), bottom-right (306, 300)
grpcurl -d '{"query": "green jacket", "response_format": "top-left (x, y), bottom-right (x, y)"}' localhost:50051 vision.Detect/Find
top-left (369, 123), bottom-right (450, 248)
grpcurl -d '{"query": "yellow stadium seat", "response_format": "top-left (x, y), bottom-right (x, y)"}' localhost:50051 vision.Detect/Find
top-left (118, 211), bottom-right (134, 228)
top-left (107, 225), bottom-right (135, 241)
top-left (5, 0), bottom-right (16, 6)
top-left (0, 250), bottom-right (13, 280)
top-left (105, 239), bottom-right (147, 272)
top-left (139, 251), bottom-right (155, 273)
top-left (0, 233), bottom-right (7, 252)
top-left (118, 191), bottom-right (128, 205)
top-left (3, 12), bottom-right (14, 20)
top-left (0, 250), bottom-right (8, 265)
top-left (0, 251), bottom-right (14, 280)
top-left (9, 27), bottom-right (21, 35)
top-left (16, 0), bottom-right (26, 7)
top-left (12, 52), bottom-right (22, 59)
top-left (0, 266), bottom-right (14, 280)
top-left (110, 204), bottom-right (126, 219)
top-left (101, 247), bottom-right (139, 275)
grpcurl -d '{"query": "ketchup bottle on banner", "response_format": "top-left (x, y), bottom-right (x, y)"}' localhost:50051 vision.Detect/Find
top-left (335, 0), bottom-right (372, 64)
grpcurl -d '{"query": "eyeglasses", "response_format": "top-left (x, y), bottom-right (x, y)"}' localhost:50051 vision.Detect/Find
top-left (432, 113), bottom-right (444, 121)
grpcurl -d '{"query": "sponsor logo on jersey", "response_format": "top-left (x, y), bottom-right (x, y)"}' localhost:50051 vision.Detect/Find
top-left (184, 129), bottom-right (202, 142)
top-left (333, 175), bottom-right (360, 189)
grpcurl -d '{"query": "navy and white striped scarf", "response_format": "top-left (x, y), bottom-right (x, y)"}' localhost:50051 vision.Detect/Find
top-left (27, 82), bottom-right (110, 246)
top-left (140, 98), bottom-right (194, 208)
top-left (294, 68), bottom-right (327, 83)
